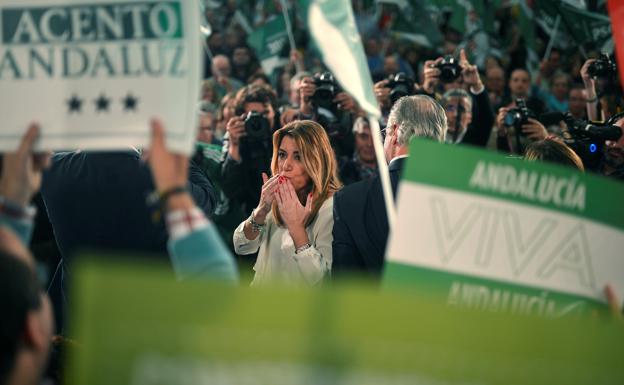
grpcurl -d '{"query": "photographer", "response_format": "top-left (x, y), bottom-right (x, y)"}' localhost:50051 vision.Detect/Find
top-left (221, 84), bottom-right (279, 216)
top-left (424, 49), bottom-right (494, 147)
top-left (296, 73), bottom-right (360, 158)
top-left (494, 101), bottom-right (548, 155)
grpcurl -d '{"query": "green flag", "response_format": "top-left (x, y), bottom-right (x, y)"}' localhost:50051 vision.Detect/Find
top-left (246, 15), bottom-right (290, 75)
top-left (299, 0), bottom-right (380, 119)
top-left (558, 2), bottom-right (613, 51)
top-left (378, 0), bottom-right (444, 47)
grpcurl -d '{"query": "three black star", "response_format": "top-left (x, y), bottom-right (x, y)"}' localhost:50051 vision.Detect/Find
top-left (94, 93), bottom-right (111, 112)
top-left (122, 93), bottom-right (139, 112)
top-left (67, 94), bottom-right (83, 113)
top-left (66, 93), bottom-right (140, 113)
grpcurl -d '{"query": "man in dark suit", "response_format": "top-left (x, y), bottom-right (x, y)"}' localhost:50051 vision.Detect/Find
top-left (40, 149), bottom-right (216, 330)
top-left (332, 95), bottom-right (448, 279)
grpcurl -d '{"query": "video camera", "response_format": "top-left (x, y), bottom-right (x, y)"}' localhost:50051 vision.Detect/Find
top-left (386, 72), bottom-right (415, 104)
top-left (588, 53), bottom-right (617, 79)
top-left (435, 56), bottom-right (462, 83)
top-left (540, 111), bottom-right (623, 170)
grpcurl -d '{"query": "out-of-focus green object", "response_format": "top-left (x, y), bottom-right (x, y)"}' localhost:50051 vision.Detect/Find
top-left (67, 259), bottom-right (624, 385)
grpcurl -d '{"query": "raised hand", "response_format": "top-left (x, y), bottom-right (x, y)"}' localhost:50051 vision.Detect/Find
top-left (0, 124), bottom-right (51, 207)
top-left (276, 178), bottom-right (312, 233)
top-left (254, 172), bottom-right (281, 223)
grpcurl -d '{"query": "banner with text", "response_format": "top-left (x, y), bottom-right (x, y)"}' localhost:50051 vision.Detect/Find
top-left (0, 0), bottom-right (201, 154)
top-left (384, 139), bottom-right (624, 317)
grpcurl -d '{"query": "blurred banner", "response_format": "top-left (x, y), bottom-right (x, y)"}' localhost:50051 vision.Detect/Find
top-left (608, 0), bottom-right (624, 92)
top-left (67, 259), bottom-right (624, 385)
top-left (0, 0), bottom-right (201, 154)
top-left (384, 139), bottom-right (624, 317)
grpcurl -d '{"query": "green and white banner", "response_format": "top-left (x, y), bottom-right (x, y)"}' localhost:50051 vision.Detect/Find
top-left (0, 0), bottom-right (202, 154)
top-left (246, 14), bottom-right (289, 75)
top-left (384, 139), bottom-right (624, 317)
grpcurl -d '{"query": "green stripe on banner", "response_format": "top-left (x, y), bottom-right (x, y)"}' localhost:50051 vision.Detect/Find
top-left (383, 262), bottom-right (608, 317)
top-left (403, 139), bottom-right (624, 230)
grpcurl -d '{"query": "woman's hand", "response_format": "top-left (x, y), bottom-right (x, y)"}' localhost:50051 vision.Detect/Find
top-left (276, 178), bottom-right (312, 237)
top-left (277, 178), bottom-right (313, 248)
top-left (254, 172), bottom-right (280, 223)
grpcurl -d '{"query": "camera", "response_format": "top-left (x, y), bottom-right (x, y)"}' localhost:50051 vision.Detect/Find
top-left (435, 56), bottom-right (462, 83)
top-left (311, 71), bottom-right (339, 110)
top-left (243, 111), bottom-right (271, 141)
top-left (386, 72), bottom-right (415, 104)
top-left (587, 53), bottom-right (617, 79)
top-left (504, 99), bottom-right (535, 132)
top-left (562, 113), bottom-right (622, 170)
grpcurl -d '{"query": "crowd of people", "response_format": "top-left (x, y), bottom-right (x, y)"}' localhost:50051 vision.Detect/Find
top-left (1, 1), bottom-right (623, 384)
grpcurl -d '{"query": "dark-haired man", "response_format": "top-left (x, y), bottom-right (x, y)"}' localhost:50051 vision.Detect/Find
top-left (221, 84), bottom-right (278, 216)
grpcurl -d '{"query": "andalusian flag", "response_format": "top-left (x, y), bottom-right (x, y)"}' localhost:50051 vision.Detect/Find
top-left (298, 0), bottom-right (380, 119)
top-left (246, 15), bottom-right (290, 75)
top-left (384, 139), bottom-right (624, 316)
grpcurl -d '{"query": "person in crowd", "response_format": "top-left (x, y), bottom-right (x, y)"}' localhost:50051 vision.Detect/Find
top-left (215, 92), bottom-right (236, 140)
top-left (541, 71), bottom-right (571, 113)
top-left (294, 74), bottom-right (359, 157)
top-left (205, 55), bottom-right (244, 101)
top-left (197, 102), bottom-right (221, 146)
top-left (524, 138), bottom-right (585, 171)
top-left (425, 50), bottom-right (494, 147)
top-left (338, 117), bottom-right (378, 185)
top-left (501, 68), bottom-right (546, 116)
top-left (233, 120), bottom-right (341, 286)
top-left (146, 120), bottom-right (238, 282)
top-left (332, 95), bottom-right (447, 279)
top-left (485, 65), bottom-right (506, 109)
top-left (200, 80), bottom-right (218, 105)
top-left (41, 128), bottom-right (217, 331)
top-left (221, 84), bottom-right (279, 217)
top-left (494, 104), bottom-right (548, 155)
top-left (568, 83), bottom-right (588, 120)
top-left (230, 45), bottom-right (259, 84)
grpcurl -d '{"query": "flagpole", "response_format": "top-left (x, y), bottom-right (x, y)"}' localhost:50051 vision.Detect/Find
top-left (542, 15), bottom-right (560, 61)
top-left (368, 116), bottom-right (397, 234)
top-left (279, 0), bottom-right (303, 72)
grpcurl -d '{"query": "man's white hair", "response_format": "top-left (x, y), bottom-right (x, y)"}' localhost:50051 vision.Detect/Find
top-left (387, 95), bottom-right (447, 145)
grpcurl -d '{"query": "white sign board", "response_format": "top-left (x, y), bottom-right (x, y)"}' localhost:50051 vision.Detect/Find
top-left (0, 0), bottom-right (201, 154)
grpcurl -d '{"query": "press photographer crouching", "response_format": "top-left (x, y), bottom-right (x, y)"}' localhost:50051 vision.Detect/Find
top-left (297, 72), bottom-right (360, 158)
top-left (221, 84), bottom-right (280, 216)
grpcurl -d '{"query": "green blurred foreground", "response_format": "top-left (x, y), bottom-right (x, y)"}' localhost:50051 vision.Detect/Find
top-left (67, 259), bottom-right (623, 385)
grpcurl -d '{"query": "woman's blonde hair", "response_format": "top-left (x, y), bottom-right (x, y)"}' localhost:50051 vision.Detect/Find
top-left (524, 138), bottom-right (585, 171)
top-left (271, 120), bottom-right (342, 227)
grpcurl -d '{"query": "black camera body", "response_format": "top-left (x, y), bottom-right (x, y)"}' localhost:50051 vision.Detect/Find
top-left (504, 99), bottom-right (535, 132)
top-left (563, 113), bottom-right (622, 170)
top-left (386, 72), bottom-right (415, 104)
top-left (243, 111), bottom-right (271, 141)
top-left (436, 56), bottom-right (462, 83)
top-left (240, 111), bottom-right (272, 162)
top-left (587, 53), bottom-right (617, 79)
top-left (311, 72), bottom-right (339, 110)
